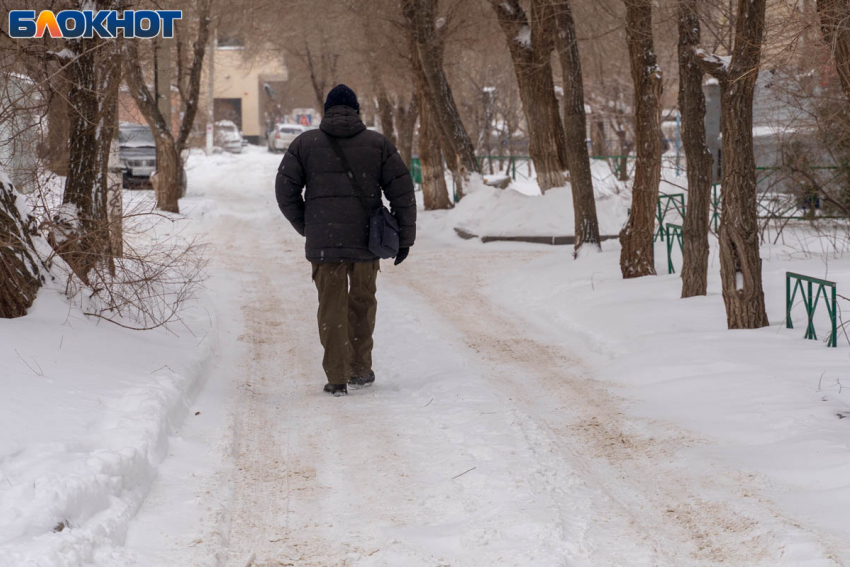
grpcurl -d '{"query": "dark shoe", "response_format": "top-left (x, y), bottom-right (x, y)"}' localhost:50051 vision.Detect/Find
top-left (323, 383), bottom-right (348, 396)
top-left (348, 370), bottom-right (375, 389)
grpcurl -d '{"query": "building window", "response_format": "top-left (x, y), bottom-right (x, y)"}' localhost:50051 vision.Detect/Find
top-left (217, 35), bottom-right (244, 50)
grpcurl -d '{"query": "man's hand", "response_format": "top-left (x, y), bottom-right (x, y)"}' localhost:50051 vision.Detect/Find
top-left (394, 247), bottom-right (410, 266)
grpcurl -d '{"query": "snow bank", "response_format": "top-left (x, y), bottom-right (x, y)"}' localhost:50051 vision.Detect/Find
top-left (442, 162), bottom-right (629, 239)
top-left (0, 181), bottom-right (218, 566)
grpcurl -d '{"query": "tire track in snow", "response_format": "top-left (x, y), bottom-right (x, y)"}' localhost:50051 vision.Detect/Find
top-left (388, 248), bottom-right (840, 566)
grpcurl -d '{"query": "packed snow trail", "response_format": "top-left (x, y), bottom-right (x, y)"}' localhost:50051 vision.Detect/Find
top-left (120, 149), bottom-right (841, 567)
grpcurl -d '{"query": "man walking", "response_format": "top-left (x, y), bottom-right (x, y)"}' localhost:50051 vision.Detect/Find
top-left (274, 84), bottom-right (416, 396)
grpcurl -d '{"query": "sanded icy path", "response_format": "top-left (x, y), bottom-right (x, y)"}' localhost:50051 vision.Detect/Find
top-left (121, 150), bottom-right (840, 567)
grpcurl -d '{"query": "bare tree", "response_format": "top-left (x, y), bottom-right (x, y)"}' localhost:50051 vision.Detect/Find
top-left (124, 0), bottom-right (212, 214)
top-left (678, 0), bottom-right (714, 297)
top-left (695, 0), bottom-right (769, 329)
top-left (403, 0), bottom-right (480, 200)
top-left (619, 0), bottom-right (663, 278)
top-left (817, 0), bottom-right (850, 103)
top-left (409, 26), bottom-right (453, 209)
top-left (290, 40), bottom-right (340, 116)
top-left (490, 0), bottom-right (568, 192)
top-left (48, 6), bottom-right (122, 282)
top-left (552, 0), bottom-right (601, 252)
top-left (0, 171), bottom-right (47, 318)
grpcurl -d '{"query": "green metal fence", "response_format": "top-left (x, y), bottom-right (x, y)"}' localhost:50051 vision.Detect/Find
top-left (665, 224), bottom-right (684, 275)
top-left (477, 155), bottom-right (534, 180)
top-left (655, 194), bottom-right (686, 242)
top-left (786, 272), bottom-right (838, 347)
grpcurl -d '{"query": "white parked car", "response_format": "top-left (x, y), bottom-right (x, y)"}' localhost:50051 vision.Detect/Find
top-left (215, 120), bottom-right (243, 154)
top-left (268, 123), bottom-right (307, 153)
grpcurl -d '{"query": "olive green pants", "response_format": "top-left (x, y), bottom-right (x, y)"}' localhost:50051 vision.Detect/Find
top-left (312, 261), bottom-right (379, 385)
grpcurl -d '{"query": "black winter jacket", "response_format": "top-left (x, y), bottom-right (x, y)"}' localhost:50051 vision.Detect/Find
top-left (275, 106), bottom-right (417, 262)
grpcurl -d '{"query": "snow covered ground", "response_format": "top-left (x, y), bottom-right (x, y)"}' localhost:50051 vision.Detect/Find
top-left (3, 146), bottom-right (850, 565)
top-left (0, 195), bottom-right (217, 563)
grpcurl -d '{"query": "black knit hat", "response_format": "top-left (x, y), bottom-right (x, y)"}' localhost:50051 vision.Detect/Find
top-left (324, 84), bottom-right (360, 113)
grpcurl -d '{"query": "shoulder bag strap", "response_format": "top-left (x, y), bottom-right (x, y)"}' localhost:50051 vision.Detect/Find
top-left (325, 133), bottom-right (375, 214)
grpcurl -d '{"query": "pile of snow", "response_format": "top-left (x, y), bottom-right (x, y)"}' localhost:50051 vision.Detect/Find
top-left (437, 160), bottom-right (635, 238)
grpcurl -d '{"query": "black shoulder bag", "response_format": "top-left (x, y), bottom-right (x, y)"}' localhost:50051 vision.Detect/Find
top-left (326, 134), bottom-right (400, 259)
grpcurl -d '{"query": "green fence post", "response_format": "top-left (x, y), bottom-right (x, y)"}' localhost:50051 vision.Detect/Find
top-left (667, 225), bottom-right (674, 274)
top-left (665, 224), bottom-right (684, 275)
top-left (786, 272), bottom-right (792, 329)
top-left (511, 156), bottom-right (516, 181)
top-left (656, 199), bottom-right (665, 242)
top-left (831, 284), bottom-right (838, 347)
top-left (807, 280), bottom-right (815, 340)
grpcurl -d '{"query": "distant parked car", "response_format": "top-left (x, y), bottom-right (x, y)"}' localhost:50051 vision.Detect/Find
top-left (215, 120), bottom-right (243, 154)
top-left (119, 123), bottom-right (156, 188)
top-left (267, 123), bottom-right (306, 153)
top-left (119, 122), bottom-right (187, 195)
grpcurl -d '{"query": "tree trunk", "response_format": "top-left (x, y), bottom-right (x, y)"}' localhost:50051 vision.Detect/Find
top-left (413, 47), bottom-right (452, 210)
top-left (44, 87), bottom-right (70, 176)
top-left (0, 174), bottom-right (45, 318)
top-left (678, 0), bottom-right (714, 297)
top-left (59, 33), bottom-right (109, 281)
top-left (303, 43), bottom-right (328, 117)
top-left (419, 97), bottom-right (453, 210)
top-left (94, 41), bottom-right (123, 266)
top-left (817, 0), bottom-right (850, 104)
top-left (552, 0), bottom-right (601, 251)
top-left (176, 2), bottom-right (211, 153)
top-left (403, 0), bottom-right (480, 199)
top-left (619, 0), bottom-right (663, 278)
top-left (616, 128), bottom-right (631, 181)
top-left (377, 91), bottom-right (397, 146)
top-left (396, 92), bottom-right (419, 168)
top-left (695, 0), bottom-right (769, 329)
top-left (592, 119), bottom-right (606, 157)
top-left (491, 0), bottom-right (568, 192)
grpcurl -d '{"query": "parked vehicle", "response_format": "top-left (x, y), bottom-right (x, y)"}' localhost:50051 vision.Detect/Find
top-left (119, 122), bottom-right (188, 195)
top-left (215, 120), bottom-right (243, 154)
top-left (119, 123), bottom-right (156, 188)
top-left (267, 123), bottom-right (306, 153)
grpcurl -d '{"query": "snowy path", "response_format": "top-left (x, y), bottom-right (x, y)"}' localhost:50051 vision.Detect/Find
top-left (121, 150), bottom-right (841, 567)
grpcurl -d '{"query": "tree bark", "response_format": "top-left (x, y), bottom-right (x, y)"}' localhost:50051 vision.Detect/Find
top-left (491, 0), bottom-right (569, 192)
top-left (694, 0), bottom-right (769, 329)
top-left (0, 173), bottom-right (45, 318)
top-left (678, 0), bottom-right (714, 297)
top-left (817, 0), bottom-right (850, 104)
top-left (403, 0), bottom-right (480, 199)
top-left (619, 0), bottom-right (663, 278)
top-left (419, 95), bottom-right (453, 210)
top-left (411, 41), bottom-right (452, 210)
top-left (44, 86), bottom-right (70, 176)
top-left (94, 40), bottom-right (123, 266)
top-left (58, 31), bottom-right (112, 281)
top-left (396, 92), bottom-right (419, 169)
top-left (552, 0), bottom-right (601, 251)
